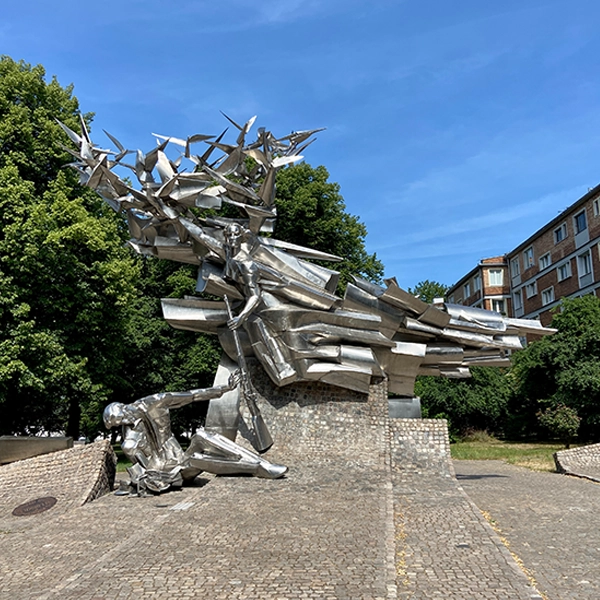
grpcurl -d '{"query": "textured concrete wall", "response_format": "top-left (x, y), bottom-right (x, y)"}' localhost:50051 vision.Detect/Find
top-left (0, 436), bottom-right (73, 464)
top-left (0, 440), bottom-right (116, 532)
top-left (554, 442), bottom-right (600, 482)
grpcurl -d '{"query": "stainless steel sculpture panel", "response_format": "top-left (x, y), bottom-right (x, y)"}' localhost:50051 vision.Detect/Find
top-left (63, 114), bottom-right (555, 490)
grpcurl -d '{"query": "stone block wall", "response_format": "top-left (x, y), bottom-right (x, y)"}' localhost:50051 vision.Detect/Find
top-left (0, 440), bottom-right (117, 532)
top-left (389, 418), bottom-right (454, 477)
top-left (239, 361), bottom-right (389, 463)
top-left (554, 442), bottom-right (600, 482)
top-left (242, 361), bottom-right (453, 475)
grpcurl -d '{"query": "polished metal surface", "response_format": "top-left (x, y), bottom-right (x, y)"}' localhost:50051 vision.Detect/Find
top-left (65, 114), bottom-right (556, 466)
top-left (103, 375), bottom-right (287, 494)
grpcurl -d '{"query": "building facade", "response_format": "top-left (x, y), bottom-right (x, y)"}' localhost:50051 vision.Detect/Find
top-left (446, 256), bottom-right (511, 315)
top-left (447, 183), bottom-right (600, 327)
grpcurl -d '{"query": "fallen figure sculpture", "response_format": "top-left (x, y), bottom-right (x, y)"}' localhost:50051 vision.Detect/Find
top-left (103, 371), bottom-right (287, 494)
top-left (62, 114), bottom-right (556, 477)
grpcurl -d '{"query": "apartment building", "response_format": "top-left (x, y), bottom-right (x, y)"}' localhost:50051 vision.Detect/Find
top-left (446, 256), bottom-right (511, 315)
top-left (508, 183), bottom-right (600, 326)
top-left (447, 183), bottom-right (600, 327)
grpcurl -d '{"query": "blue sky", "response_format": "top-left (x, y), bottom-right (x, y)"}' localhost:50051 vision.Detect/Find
top-left (3, 0), bottom-right (600, 288)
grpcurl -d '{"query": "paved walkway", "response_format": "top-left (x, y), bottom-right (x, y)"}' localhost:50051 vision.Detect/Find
top-left (0, 445), bottom-right (545, 600)
top-left (454, 460), bottom-right (600, 600)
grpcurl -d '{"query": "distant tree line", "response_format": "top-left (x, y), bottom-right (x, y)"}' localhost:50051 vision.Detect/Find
top-left (416, 294), bottom-right (600, 446)
top-left (0, 56), bottom-right (383, 440)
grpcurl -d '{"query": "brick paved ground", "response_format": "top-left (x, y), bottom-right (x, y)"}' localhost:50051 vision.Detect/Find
top-left (455, 459), bottom-right (600, 600)
top-left (0, 439), bottom-right (546, 600)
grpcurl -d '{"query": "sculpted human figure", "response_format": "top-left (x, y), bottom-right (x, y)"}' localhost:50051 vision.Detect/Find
top-left (222, 223), bottom-right (297, 386)
top-left (103, 372), bottom-right (287, 494)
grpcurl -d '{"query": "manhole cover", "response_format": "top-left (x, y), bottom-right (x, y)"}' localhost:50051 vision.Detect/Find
top-left (12, 496), bottom-right (57, 517)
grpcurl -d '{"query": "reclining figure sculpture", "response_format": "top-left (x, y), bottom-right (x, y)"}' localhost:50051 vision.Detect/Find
top-left (62, 114), bottom-right (555, 487)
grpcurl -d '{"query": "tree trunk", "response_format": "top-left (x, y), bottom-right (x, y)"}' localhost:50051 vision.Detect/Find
top-left (66, 397), bottom-right (80, 439)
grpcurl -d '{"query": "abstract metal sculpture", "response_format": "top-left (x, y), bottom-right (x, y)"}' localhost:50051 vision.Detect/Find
top-left (62, 114), bottom-right (555, 479)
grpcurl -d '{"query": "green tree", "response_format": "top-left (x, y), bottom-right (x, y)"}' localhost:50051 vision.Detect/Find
top-left (274, 163), bottom-right (384, 290)
top-left (0, 57), bottom-right (139, 438)
top-left (537, 404), bottom-right (580, 448)
top-left (416, 367), bottom-right (511, 440)
top-left (408, 280), bottom-right (449, 303)
top-left (510, 295), bottom-right (600, 441)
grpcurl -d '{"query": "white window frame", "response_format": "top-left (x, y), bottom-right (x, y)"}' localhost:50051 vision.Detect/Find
top-left (541, 287), bottom-right (555, 306)
top-left (488, 269), bottom-right (503, 286)
top-left (593, 197), bottom-right (600, 217)
top-left (539, 253), bottom-right (551, 270)
top-left (523, 247), bottom-right (534, 269)
top-left (464, 282), bottom-right (471, 298)
top-left (557, 261), bottom-right (572, 282)
top-left (473, 274), bottom-right (481, 293)
top-left (578, 251), bottom-right (592, 281)
top-left (554, 223), bottom-right (567, 244)
top-left (510, 258), bottom-right (520, 278)
top-left (491, 298), bottom-right (505, 314)
top-left (513, 290), bottom-right (523, 311)
top-left (574, 210), bottom-right (588, 235)
top-left (525, 282), bottom-right (537, 298)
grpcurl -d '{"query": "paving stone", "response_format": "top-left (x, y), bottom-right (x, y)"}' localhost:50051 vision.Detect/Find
top-left (455, 459), bottom-right (600, 600)
top-left (0, 389), bottom-right (567, 600)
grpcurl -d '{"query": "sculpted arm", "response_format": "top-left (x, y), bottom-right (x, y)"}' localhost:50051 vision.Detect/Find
top-left (142, 372), bottom-right (240, 411)
top-left (227, 261), bottom-right (261, 330)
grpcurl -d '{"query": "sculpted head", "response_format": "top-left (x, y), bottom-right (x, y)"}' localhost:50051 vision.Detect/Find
top-left (223, 223), bottom-right (245, 249)
top-left (103, 402), bottom-right (134, 429)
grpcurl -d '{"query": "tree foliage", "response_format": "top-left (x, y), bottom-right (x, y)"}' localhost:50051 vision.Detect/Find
top-left (408, 280), bottom-right (449, 303)
top-left (416, 367), bottom-right (511, 440)
top-left (0, 57), bottom-right (138, 438)
top-left (274, 163), bottom-right (384, 290)
top-left (510, 295), bottom-right (600, 441)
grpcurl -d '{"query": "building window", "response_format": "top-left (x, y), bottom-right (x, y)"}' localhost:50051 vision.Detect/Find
top-left (488, 269), bottom-right (503, 286)
top-left (510, 258), bottom-right (520, 278)
top-left (464, 282), bottom-right (471, 298)
top-left (574, 210), bottom-right (588, 234)
top-left (525, 282), bottom-right (537, 298)
top-left (578, 251), bottom-right (592, 289)
top-left (448, 294), bottom-right (455, 304)
top-left (491, 299), bottom-right (505, 314)
top-left (513, 290), bottom-right (523, 311)
top-left (554, 223), bottom-right (567, 244)
top-left (557, 261), bottom-right (572, 282)
top-left (539, 253), bottom-right (551, 270)
top-left (594, 197), bottom-right (600, 217)
top-left (473, 274), bottom-right (481, 292)
top-left (541, 287), bottom-right (555, 306)
top-left (523, 247), bottom-right (534, 268)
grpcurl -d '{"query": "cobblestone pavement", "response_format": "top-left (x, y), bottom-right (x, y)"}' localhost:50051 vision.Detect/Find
top-left (393, 472), bottom-right (540, 600)
top-left (454, 460), bottom-right (600, 600)
top-left (1, 450), bottom-right (396, 600)
top-left (0, 446), bottom-right (546, 600)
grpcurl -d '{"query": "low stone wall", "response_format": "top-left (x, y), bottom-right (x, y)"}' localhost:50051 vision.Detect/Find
top-left (241, 363), bottom-right (453, 476)
top-left (389, 418), bottom-right (454, 477)
top-left (0, 440), bottom-right (116, 532)
top-left (239, 362), bottom-right (389, 462)
top-left (0, 435), bottom-right (73, 464)
top-left (554, 442), bottom-right (600, 482)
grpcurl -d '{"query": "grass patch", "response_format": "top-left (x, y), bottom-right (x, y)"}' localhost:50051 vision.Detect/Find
top-left (451, 438), bottom-right (566, 471)
top-left (113, 445), bottom-right (132, 473)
